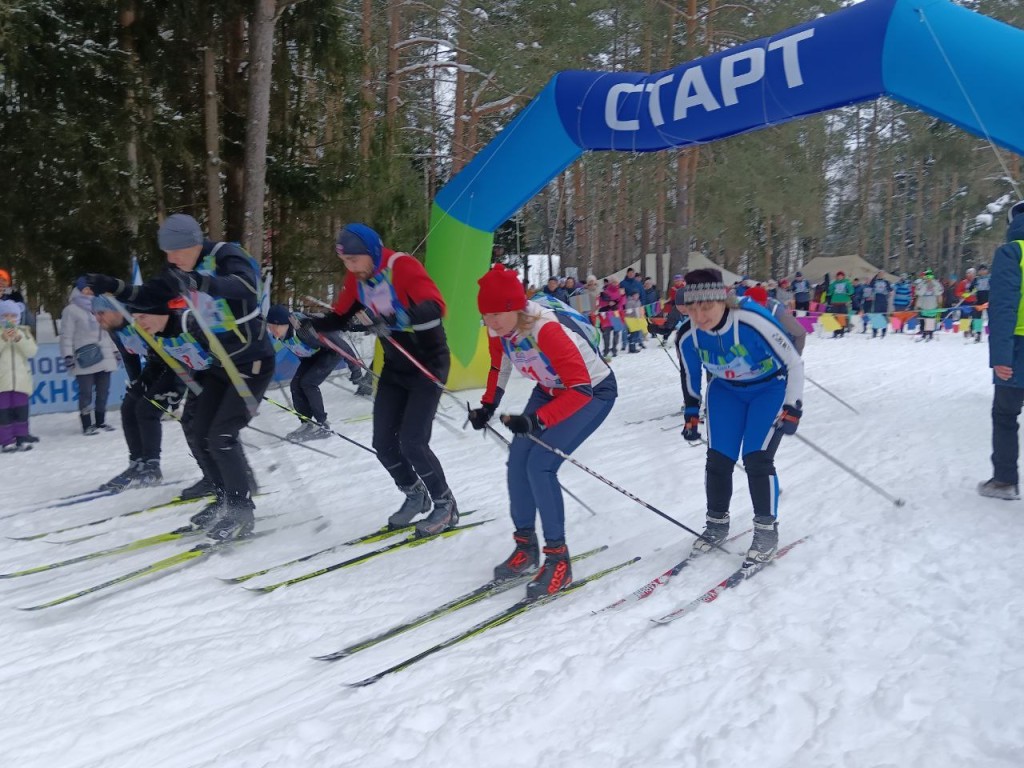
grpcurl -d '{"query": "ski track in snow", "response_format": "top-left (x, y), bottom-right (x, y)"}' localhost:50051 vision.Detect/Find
top-left (3, 331), bottom-right (1023, 767)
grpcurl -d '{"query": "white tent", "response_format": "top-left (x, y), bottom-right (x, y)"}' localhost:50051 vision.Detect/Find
top-left (795, 255), bottom-right (898, 284)
top-left (606, 252), bottom-right (741, 290)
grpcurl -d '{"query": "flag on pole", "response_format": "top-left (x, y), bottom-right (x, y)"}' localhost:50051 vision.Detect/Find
top-left (131, 256), bottom-right (143, 286)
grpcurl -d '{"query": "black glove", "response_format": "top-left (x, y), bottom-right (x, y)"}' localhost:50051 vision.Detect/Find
top-left (467, 403), bottom-right (496, 431)
top-left (296, 317), bottom-right (320, 342)
top-left (363, 313), bottom-right (393, 338)
top-left (63, 355), bottom-right (75, 371)
top-left (681, 406), bottom-right (701, 442)
top-left (161, 266), bottom-right (198, 294)
top-left (502, 412), bottom-right (543, 435)
top-left (776, 403), bottom-right (802, 435)
top-left (85, 273), bottom-right (124, 296)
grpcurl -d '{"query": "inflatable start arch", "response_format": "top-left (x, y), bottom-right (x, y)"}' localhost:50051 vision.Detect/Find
top-left (424, 0), bottom-right (1024, 389)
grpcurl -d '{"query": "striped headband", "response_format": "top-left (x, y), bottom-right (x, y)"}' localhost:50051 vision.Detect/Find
top-left (682, 282), bottom-right (728, 304)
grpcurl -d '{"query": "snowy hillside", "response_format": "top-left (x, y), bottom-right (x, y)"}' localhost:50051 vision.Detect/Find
top-left (2, 328), bottom-right (1021, 768)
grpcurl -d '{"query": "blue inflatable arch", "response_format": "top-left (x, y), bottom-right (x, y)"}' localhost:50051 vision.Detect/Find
top-left (428, 0), bottom-right (1024, 388)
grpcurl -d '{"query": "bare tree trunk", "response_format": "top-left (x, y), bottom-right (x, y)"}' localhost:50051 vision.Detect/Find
top-left (654, 163), bottom-right (667, 290)
top-left (242, 0), bottom-right (279, 254)
top-left (913, 160), bottom-right (925, 273)
top-left (119, 0), bottom-right (140, 256)
top-left (573, 165), bottom-right (587, 273)
top-left (223, 11), bottom-right (247, 240)
top-left (385, 0), bottom-right (402, 153)
top-left (204, 29), bottom-right (224, 240)
top-left (359, 0), bottom-right (374, 161)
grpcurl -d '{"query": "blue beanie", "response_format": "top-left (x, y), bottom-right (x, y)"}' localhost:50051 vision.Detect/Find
top-left (266, 304), bottom-right (290, 325)
top-left (336, 223), bottom-right (384, 270)
top-left (92, 295), bottom-right (117, 313)
top-left (75, 276), bottom-right (88, 291)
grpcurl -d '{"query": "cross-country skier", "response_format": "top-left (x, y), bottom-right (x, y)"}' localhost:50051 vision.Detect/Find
top-left (305, 223), bottom-right (458, 537)
top-left (265, 304), bottom-right (371, 441)
top-left (468, 264), bottom-right (616, 598)
top-left (93, 296), bottom-right (186, 490)
top-left (674, 269), bottom-right (804, 569)
top-left (85, 213), bottom-right (275, 541)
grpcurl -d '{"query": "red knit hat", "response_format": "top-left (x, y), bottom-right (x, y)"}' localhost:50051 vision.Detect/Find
top-left (477, 264), bottom-right (527, 313)
top-left (745, 285), bottom-right (768, 306)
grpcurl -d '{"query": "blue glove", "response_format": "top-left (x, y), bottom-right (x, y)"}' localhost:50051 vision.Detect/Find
top-left (681, 406), bottom-right (701, 442)
top-left (502, 412), bottom-right (543, 435)
top-left (776, 403), bottom-right (802, 435)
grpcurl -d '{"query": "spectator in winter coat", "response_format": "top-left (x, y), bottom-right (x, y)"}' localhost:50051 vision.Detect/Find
top-left (580, 274), bottom-right (601, 315)
top-left (641, 277), bottom-right (660, 311)
top-left (979, 201), bottom-right (1024, 500)
top-left (563, 276), bottom-right (580, 298)
top-left (668, 274), bottom-right (686, 305)
top-left (0, 269), bottom-right (24, 305)
top-left (969, 265), bottom-right (991, 343)
top-left (60, 281), bottom-right (119, 435)
top-left (915, 270), bottom-right (943, 341)
top-left (851, 279), bottom-right (864, 313)
top-left (791, 272), bottom-right (811, 311)
top-left (815, 274), bottom-right (831, 306)
top-left (541, 277), bottom-right (569, 304)
top-left (0, 298), bottom-right (37, 452)
top-left (870, 272), bottom-right (892, 338)
top-left (619, 268), bottom-right (642, 300)
top-left (598, 279), bottom-right (625, 357)
top-left (776, 279), bottom-right (794, 309)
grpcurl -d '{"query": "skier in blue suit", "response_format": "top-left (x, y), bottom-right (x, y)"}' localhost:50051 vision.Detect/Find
top-left (674, 269), bottom-right (804, 571)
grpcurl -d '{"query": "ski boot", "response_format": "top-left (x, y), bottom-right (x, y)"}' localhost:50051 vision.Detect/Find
top-left (206, 493), bottom-right (256, 541)
top-left (387, 478), bottom-right (431, 529)
top-left (190, 490), bottom-right (225, 530)
top-left (526, 541), bottom-right (572, 599)
top-left (100, 460), bottom-right (143, 492)
top-left (690, 513), bottom-right (730, 555)
top-left (977, 478), bottom-right (1020, 500)
top-left (134, 459), bottom-right (163, 487)
top-left (742, 516), bottom-right (779, 569)
top-left (13, 436), bottom-right (34, 451)
top-left (493, 529), bottom-right (540, 582)
top-left (306, 421), bottom-right (332, 440)
top-left (414, 490), bottom-right (459, 538)
top-left (180, 476), bottom-right (218, 501)
top-left (355, 379), bottom-right (373, 397)
top-left (286, 422), bottom-right (315, 441)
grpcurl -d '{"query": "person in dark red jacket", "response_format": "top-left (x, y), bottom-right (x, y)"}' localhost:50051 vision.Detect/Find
top-left (309, 223), bottom-right (457, 536)
top-left (467, 264), bottom-right (617, 598)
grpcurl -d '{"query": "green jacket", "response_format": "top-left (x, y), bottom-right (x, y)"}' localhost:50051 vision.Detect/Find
top-left (828, 278), bottom-right (854, 305)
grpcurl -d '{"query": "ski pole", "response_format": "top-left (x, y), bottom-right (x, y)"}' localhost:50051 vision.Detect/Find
top-left (469, 405), bottom-right (597, 518)
top-left (793, 433), bottom-right (905, 507)
top-left (346, 312), bottom-right (598, 518)
top-left (144, 396), bottom-right (261, 453)
top-left (263, 396), bottom-right (376, 456)
top-left (244, 423), bottom-right (341, 458)
top-left (522, 433), bottom-right (731, 552)
top-left (660, 337), bottom-right (680, 371)
top-left (806, 376), bottom-right (860, 416)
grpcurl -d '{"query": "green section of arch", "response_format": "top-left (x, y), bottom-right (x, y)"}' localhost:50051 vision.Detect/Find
top-left (425, 204), bottom-right (494, 390)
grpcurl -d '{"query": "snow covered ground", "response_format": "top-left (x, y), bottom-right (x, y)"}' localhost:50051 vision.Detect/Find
top-left (2, 327), bottom-right (1022, 768)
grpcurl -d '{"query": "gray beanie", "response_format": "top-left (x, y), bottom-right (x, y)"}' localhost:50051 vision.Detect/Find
top-left (157, 214), bottom-right (203, 251)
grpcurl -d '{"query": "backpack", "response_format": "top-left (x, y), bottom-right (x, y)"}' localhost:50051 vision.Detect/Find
top-left (529, 293), bottom-right (602, 353)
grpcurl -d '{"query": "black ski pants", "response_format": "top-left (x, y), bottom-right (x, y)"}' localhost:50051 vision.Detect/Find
top-left (291, 350), bottom-right (340, 424)
top-left (121, 386), bottom-right (179, 462)
top-left (992, 384), bottom-right (1024, 486)
top-left (182, 357), bottom-right (274, 498)
top-left (372, 368), bottom-right (449, 499)
top-left (76, 371), bottom-right (110, 426)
